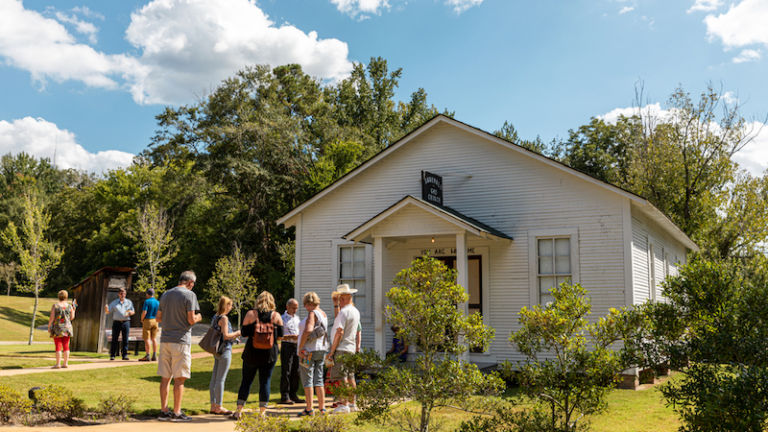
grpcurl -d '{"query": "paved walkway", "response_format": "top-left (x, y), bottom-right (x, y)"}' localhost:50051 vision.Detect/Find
top-left (0, 414), bottom-right (237, 431)
top-left (0, 349), bottom-right (243, 377)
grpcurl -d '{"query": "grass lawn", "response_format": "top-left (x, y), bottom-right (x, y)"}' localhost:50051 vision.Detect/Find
top-left (0, 357), bottom-right (87, 369)
top-left (0, 343), bottom-right (110, 359)
top-left (0, 354), bottom-right (682, 431)
top-left (0, 295), bottom-right (56, 341)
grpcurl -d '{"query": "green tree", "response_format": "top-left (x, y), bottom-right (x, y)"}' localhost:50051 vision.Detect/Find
top-left (509, 282), bottom-right (639, 432)
top-left (125, 203), bottom-right (178, 294)
top-left (206, 244), bottom-right (258, 327)
top-left (494, 121), bottom-right (548, 154)
top-left (356, 256), bottom-right (503, 432)
top-left (629, 257), bottom-right (768, 432)
top-left (0, 261), bottom-right (17, 296)
top-left (1, 189), bottom-right (62, 344)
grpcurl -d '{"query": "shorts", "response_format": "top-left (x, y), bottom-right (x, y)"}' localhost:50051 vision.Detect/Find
top-left (299, 350), bottom-right (326, 388)
top-left (54, 336), bottom-right (70, 352)
top-left (329, 350), bottom-right (355, 381)
top-left (157, 342), bottom-right (191, 379)
top-left (142, 319), bottom-right (158, 341)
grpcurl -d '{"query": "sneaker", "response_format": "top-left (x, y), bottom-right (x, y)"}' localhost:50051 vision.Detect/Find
top-left (172, 411), bottom-right (191, 422)
top-left (138, 355), bottom-right (150, 362)
top-left (290, 396), bottom-right (304, 404)
top-left (278, 398), bottom-right (294, 405)
top-left (110, 357), bottom-right (115, 361)
top-left (151, 353), bottom-right (157, 361)
top-left (122, 356), bottom-right (130, 361)
top-left (157, 410), bottom-right (173, 421)
top-left (333, 405), bottom-right (350, 414)
top-left (348, 404), bottom-right (359, 412)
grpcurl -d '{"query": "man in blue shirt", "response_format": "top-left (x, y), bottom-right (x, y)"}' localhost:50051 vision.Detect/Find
top-left (104, 288), bottom-right (135, 360)
top-left (139, 289), bottom-right (160, 362)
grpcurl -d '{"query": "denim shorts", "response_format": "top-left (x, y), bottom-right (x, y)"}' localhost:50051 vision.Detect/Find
top-left (299, 350), bottom-right (326, 388)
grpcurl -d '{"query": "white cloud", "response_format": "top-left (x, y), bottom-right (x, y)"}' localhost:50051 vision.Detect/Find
top-left (0, 117), bottom-right (134, 173)
top-left (704, 0), bottom-right (768, 50)
top-left (445, 0), bottom-right (484, 14)
top-left (331, 0), bottom-right (389, 18)
top-left (599, 103), bottom-right (671, 124)
top-left (0, 0), bottom-right (140, 89)
top-left (0, 0), bottom-right (354, 105)
top-left (54, 11), bottom-right (99, 44)
top-left (721, 91), bottom-right (738, 104)
top-left (732, 48), bottom-right (761, 63)
top-left (688, 0), bottom-right (722, 13)
top-left (619, 6), bottom-right (635, 14)
top-left (124, 0), bottom-right (353, 104)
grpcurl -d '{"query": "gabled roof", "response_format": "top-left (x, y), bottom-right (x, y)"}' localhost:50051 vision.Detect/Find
top-left (277, 115), bottom-right (698, 251)
top-left (344, 195), bottom-right (513, 242)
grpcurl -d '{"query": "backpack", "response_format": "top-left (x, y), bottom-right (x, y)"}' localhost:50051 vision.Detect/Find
top-left (252, 311), bottom-right (275, 350)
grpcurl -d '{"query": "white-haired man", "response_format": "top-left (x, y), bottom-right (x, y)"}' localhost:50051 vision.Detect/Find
top-left (327, 283), bottom-right (361, 413)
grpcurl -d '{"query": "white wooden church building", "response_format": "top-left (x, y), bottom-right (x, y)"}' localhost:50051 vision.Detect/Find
top-left (277, 115), bottom-right (697, 364)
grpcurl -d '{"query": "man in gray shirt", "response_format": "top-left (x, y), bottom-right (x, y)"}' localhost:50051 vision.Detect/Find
top-left (156, 271), bottom-right (201, 422)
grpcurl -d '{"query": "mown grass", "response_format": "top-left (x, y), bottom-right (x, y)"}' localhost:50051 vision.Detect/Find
top-left (0, 295), bottom-right (56, 341)
top-left (0, 357), bottom-right (87, 369)
top-left (0, 355), bottom-right (682, 432)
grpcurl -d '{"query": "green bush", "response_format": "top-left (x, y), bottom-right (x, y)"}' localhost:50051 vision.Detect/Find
top-left (297, 414), bottom-right (346, 432)
top-left (35, 385), bottom-right (85, 421)
top-left (235, 413), bottom-right (291, 432)
top-left (0, 384), bottom-right (32, 424)
top-left (96, 393), bottom-right (134, 421)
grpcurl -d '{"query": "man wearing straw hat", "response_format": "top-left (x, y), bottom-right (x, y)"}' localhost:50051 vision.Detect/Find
top-left (327, 283), bottom-right (361, 414)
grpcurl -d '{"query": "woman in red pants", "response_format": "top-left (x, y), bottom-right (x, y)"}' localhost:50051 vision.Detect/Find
top-left (48, 290), bottom-right (76, 368)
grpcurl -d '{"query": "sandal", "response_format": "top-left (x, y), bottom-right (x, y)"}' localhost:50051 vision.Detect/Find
top-left (319, 409), bottom-right (327, 415)
top-left (51, 365), bottom-right (60, 369)
top-left (211, 409), bottom-right (232, 415)
top-left (229, 411), bottom-right (242, 420)
top-left (297, 409), bottom-right (314, 417)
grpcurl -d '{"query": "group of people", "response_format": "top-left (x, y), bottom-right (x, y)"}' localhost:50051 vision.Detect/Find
top-left (46, 270), bottom-right (366, 421)
top-left (206, 283), bottom-right (363, 419)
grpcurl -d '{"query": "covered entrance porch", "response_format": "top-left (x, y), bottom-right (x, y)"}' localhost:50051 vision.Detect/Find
top-left (344, 195), bottom-right (512, 360)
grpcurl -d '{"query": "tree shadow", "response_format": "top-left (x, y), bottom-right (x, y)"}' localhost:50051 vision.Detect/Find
top-left (0, 305), bottom-right (49, 328)
top-left (140, 363), bottom-right (288, 398)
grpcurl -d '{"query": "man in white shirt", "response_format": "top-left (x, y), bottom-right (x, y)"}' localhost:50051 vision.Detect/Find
top-left (104, 288), bottom-right (135, 361)
top-left (327, 284), bottom-right (361, 413)
top-left (279, 298), bottom-right (302, 404)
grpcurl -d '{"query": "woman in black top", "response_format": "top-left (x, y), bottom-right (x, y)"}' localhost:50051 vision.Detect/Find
top-left (232, 291), bottom-right (284, 419)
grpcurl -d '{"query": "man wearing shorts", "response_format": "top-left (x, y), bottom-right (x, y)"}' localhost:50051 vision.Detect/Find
top-left (327, 284), bottom-right (361, 414)
top-left (157, 271), bottom-right (201, 422)
top-left (139, 289), bottom-right (159, 362)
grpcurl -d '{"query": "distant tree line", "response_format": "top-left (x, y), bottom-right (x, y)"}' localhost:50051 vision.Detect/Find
top-left (1, 60), bottom-right (765, 318)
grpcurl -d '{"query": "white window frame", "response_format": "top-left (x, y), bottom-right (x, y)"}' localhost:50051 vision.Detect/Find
top-left (332, 240), bottom-right (373, 320)
top-left (528, 228), bottom-right (580, 306)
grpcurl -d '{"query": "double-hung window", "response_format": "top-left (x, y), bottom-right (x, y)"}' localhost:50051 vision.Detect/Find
top-left (536, 237), bottom-right (572, 305)
top-left (338, 244), bottom-right (369, 316)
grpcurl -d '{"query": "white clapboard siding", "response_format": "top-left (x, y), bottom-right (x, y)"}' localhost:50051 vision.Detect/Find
top-left (293, 121), bottom-right (691, 362)
top-left (631, 210), bottom-right (688, 304)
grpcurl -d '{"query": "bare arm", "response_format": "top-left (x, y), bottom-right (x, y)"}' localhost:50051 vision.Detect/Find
top-left (219, 316), bottom-right (241, 340)
top-left (186, 310), bottom-right (202, 326)
top-left (298, 312), bottom-right (316, 355)
top-left (70, 302), bottom-right (76, 321)
top-left (356, 329), bottom-right (361, 353)
top-left (156, 310), bottom-right (162, 323)
top-left (141, 309), bottom-right (147, 321)
top-left (329, 327), bottom-right (344, 356)
top-left (242, 310), bottom-right (258, 327)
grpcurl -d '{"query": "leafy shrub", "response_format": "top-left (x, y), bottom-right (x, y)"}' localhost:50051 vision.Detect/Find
top-left (0, 384), bottom-right (32, 424)
top-left (96, 393), bottom-right (134, 421)
top-left (235, 413), bottom-right (291, 432)
top-left (35, 385), bottom-right (85, 421)
top-left (297, 414), bottom-right (346, 432)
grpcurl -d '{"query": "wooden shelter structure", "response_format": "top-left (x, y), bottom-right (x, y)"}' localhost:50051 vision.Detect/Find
top-left (69, 267), bottom-right (137, 352)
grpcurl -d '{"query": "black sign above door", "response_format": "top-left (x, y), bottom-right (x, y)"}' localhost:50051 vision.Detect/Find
top-left (421, 171), bottom-right (443, 206)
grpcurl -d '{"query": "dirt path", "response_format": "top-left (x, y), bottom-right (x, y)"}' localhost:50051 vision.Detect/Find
top-left (0, 349), bottom-right (244, 377)
top-left (0, 414), bottom-right (237, 432)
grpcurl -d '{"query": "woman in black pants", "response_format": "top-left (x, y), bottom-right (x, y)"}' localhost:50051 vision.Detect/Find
top-left (232, 291), bottom-right (284, 419)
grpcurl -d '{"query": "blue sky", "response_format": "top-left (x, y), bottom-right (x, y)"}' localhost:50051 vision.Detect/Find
top-left (1, 0), bottom-right (766, 174)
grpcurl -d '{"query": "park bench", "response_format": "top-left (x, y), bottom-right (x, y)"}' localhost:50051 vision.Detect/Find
top-left (104, 327), bottom-right (145, 356)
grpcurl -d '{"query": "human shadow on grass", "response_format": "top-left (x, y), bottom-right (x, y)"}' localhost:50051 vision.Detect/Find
top-left (139, 363), bottom-right (287, 398)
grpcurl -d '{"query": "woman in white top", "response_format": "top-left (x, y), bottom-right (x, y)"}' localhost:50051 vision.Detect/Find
top-left (296, 291), bottom-right (328, 416)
